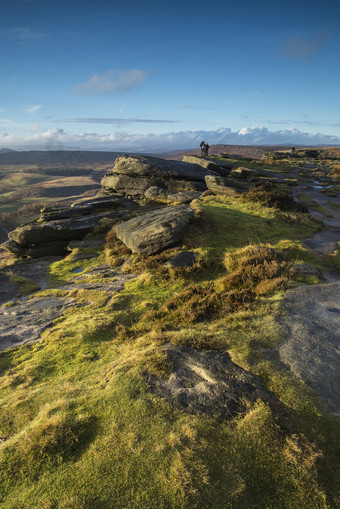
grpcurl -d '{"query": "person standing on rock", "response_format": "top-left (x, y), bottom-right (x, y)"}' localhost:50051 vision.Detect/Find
top-left (204, 142), bottom-right (210, 156)
top-left (200, 141), bottom-right (205, 156)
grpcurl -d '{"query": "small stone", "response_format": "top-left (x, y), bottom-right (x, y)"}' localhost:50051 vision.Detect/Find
top-left (165, 251), bottom-right (196, 268)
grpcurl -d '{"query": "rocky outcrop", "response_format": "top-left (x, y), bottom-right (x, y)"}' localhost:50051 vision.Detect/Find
top-left (2, 194), bottom-right (138, 258)
top-left (205, 175), bottom-right (248, 196)
top-left (40, 195), bottom-right (135, 221)
top-left (114, 205), bottom-right (194, 255)
top-left (101, 155), bottom-right (217, 200)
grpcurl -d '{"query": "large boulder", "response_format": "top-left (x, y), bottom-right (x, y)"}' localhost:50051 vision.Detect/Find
top-left (182, 155), bottom-right (232, 177)
top-left (101, 155), bottom-right (217, 199)
top-left (2, 194), bottom-right (139, 258)
top-left (114, 205), bottom-right (194, 255)
top-left (8, 210), bottom-right (127, 247)
top-left (205, 175), bottom-right (248, 196)
top-left (109, 154), bottom-right (216, 180)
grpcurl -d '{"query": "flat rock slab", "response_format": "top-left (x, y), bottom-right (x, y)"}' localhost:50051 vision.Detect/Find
top-left (182, 155), bottom-right (231, 176)
top-left (0, 296), bottom-right (75, 351)
top-left (41, 194), bottom-right (136, 221)
top-left (60, 272), bottom-right (136, 293)
top-left (108, 154), bottom-right (217, 181)
top-left (0, 256), bottom-right (62, 304)
top-left (275, 281), bottom-right (340, 414)
top-left (148, 344), bottom-right (272, 419)
top-left (304, 229), bottom-right (340, 255)
top-left (205, 175), bottom-right (248, 196)
top-left (114, 205), bottom-right (194, 255)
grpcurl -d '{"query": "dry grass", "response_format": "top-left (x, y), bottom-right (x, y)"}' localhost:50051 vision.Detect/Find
top-left (241, 183), bottom-right (308, 212)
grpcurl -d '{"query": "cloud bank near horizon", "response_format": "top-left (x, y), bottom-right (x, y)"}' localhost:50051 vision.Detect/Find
top-left (1, 126), bottom-right (340, 151)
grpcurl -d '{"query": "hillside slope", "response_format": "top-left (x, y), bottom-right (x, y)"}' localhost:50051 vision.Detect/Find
top-left (0, 151), bottom-right (339, 508)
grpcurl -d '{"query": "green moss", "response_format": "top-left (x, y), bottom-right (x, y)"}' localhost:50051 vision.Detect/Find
top-left (0, 187), bottom-right (338, 508)
top-left (5, 272), bottom-right (40, 295)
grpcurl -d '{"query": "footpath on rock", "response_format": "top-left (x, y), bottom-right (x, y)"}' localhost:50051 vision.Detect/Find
top-left (274, 160), bottom-right (340, 415)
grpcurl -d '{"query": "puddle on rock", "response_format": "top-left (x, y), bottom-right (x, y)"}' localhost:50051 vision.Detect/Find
top-left (72, 268), bottom-right (84, 274)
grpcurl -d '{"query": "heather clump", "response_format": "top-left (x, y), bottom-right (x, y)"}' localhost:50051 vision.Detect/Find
top-left (241, 183), bottom-right (308, 212)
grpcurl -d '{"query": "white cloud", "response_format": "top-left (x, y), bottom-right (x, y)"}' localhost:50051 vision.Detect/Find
top-left (63, 117), bottom-right (178, 125)
top-left (0, 27), bottom-right (47, 43)
top-left (25, 105), bottom-right (43, 113)
top-left (23, 124), bottom-right (40, 132)
top-left (74, 69), bottom-right (152, 95)
top-left (281, 33), bottom-right (330, 61)
top-left (1, 126), bottom-right (340, 151)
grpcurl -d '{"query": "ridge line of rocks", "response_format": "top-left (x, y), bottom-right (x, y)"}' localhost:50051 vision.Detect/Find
top-left (1, 154), bottom-right (285, 258)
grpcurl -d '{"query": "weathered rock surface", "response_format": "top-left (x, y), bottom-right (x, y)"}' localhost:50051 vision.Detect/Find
top-left (0, 256), bottom-right (62, 304)
top-left (167, 191), bottom-right (202, 204)
top-left (165, 251), bottom-right (196, 268)
top-left (108, 154), bottom-right (216, 180)
top-left (182, 155), bottom-right (232, 176)
top-left (4, 210), bottom-right (123, 258)
top-left (0, 297), bottom-right (76, 351)
top-left (145, 187), bottom-right (202, 204)
top-left (2, 194), bottom-right (138, 258)
top-left (205, 175), bottom-right (248, 196)
top-left (144, 186), bottom-right (168, 200)
top-left (101, 155), bottom-right (216, 199)
top-left (291, 263), bottom-right (320, 278)
top-left (147, 344), bottom-right (274, 419)
top-left (114, 205), bottom-right (194, 255)
top-left (40, 195), bottom-right (136, 221)
top-left (0, 258), bottom-right (136, 351)
top-left (273, 281), bottom-right (340, 415)
top-left (231, 167), bottom-right (254, 179)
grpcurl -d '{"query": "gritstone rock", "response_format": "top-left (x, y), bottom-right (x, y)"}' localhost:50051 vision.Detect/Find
top-left (205, 175), bottom-right (248, 196)
top-left (182, 155), bottom-right (232, 177)
top-left (114, 205), bottom-right (194, 255)
top-left (101, 154), bottom-right (217, 199)
top-left (2, 194), bottom-right (138, 258)
top-left (147, 344), bottom-right (275, 419)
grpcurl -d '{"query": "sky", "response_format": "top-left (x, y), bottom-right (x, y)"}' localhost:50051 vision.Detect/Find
top-left (1, 0), bottom-right (340, 151)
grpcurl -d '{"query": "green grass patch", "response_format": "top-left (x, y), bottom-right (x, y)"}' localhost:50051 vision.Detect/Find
top-left (0, 192), bottom-right (338, 508)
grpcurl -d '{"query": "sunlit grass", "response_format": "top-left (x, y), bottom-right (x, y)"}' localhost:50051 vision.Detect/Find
top-left (0, 191), bottom-right (339, 508)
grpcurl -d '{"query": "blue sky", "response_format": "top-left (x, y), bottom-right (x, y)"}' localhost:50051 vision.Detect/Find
top-left (1, 0), bottom-right (340, 151)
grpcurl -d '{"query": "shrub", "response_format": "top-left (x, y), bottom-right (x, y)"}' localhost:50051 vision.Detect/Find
top-left (241, 183), bottom-right (308, 212)
top-left (222, 245), bottom-right (292, 297)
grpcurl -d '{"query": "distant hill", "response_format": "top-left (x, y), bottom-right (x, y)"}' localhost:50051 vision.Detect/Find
top-left (162, 144), bottom-right (340, 161)
top-left (0, 148), bottom-right (16, 153)
top-left (0, 150), bottom-right (125, 167)
top-left (162, 144), bottom-right (298, 160)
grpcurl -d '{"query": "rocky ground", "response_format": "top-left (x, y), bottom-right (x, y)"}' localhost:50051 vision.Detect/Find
top-left (274, 162), bottom-right (340, 416)
top-left (0, 151), bottom-right (339, 419)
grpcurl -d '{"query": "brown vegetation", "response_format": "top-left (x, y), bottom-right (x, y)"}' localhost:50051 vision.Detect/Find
top-left (241, 183), bottom-right (308, 212)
